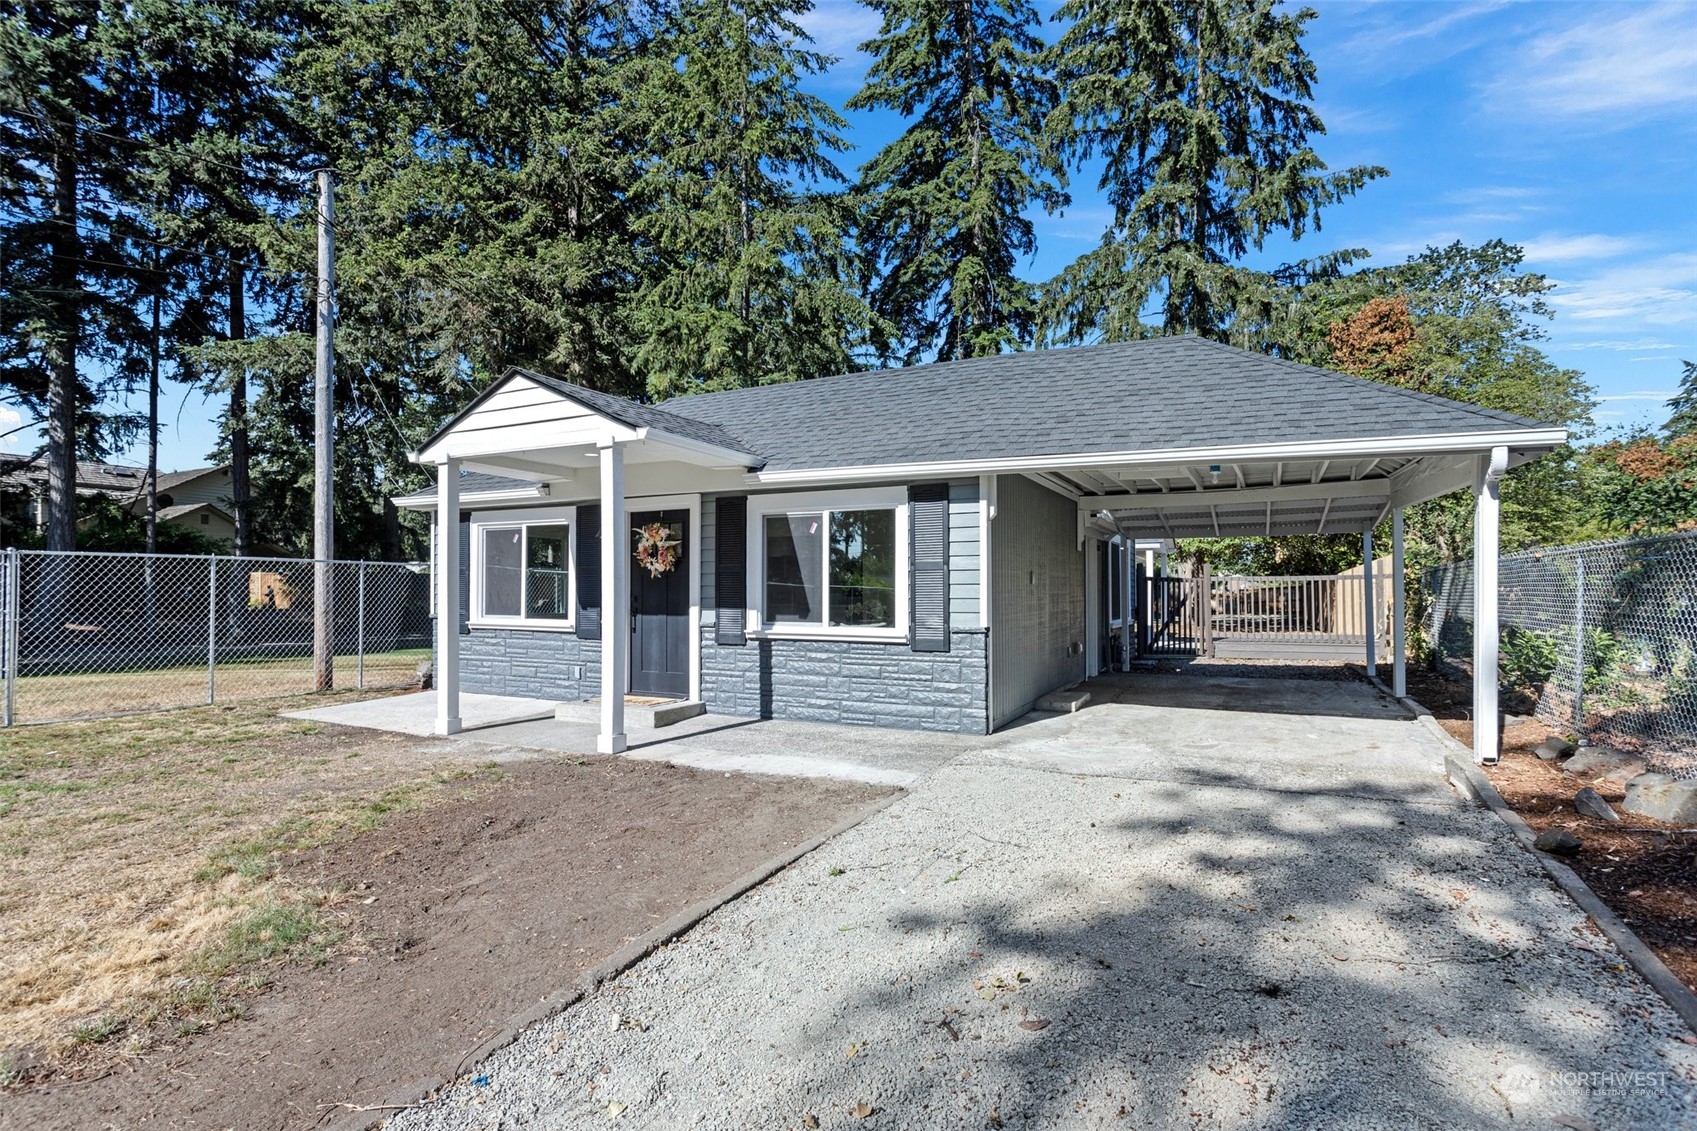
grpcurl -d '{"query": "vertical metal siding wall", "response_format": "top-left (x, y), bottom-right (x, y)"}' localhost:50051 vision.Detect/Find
top-left (989, 474), bottom-right (1085, 728)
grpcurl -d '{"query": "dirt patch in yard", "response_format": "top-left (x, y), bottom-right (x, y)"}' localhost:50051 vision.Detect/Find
top-left (1404, 669), bottom-right (1697, 1000)
top-left (4, 754), bottom-right (891, 1130)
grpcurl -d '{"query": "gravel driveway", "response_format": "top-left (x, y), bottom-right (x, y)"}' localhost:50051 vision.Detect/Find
top-left (388, 676), bottom-right (1697, 1130)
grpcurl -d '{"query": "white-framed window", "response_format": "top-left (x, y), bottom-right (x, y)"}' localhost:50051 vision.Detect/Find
top-left (747, 488), bottom-right (909, 641)
top-left (470, 506), bottom-right (576, 630)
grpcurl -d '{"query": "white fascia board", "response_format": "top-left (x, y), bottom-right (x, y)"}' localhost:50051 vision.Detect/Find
top-left (746, 427), bottom-right (1567, 487)
top-left (394, 486), bottom-right (551, 511)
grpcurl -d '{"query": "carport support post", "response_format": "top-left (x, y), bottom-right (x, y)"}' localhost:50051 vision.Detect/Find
top-left (597, 438), bottom-right (628, 754)
top-left (1473, 447), bottom-right (1508, 764)
top-left (1362, 528), bottom-right (1377, 674)
top-left (1391, 509), bottom-right (1407, 699)
top-left (434, 457), bottom-right (461, 735)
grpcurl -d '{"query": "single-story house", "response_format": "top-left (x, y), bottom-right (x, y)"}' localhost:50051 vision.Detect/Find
top-left (396, 335), bottom-right (1565, 765)
top-left (0, 459), bottom-right (239, 545)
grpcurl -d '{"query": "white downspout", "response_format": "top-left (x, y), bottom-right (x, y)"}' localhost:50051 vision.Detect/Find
top-left (434, 457), bottom-right (461, 736)
top-left (1473, 446), bottom-right (1508, 764)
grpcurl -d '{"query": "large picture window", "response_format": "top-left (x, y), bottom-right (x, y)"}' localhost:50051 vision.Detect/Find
top-left (751, 490), bottom-right (907, 638)
top-left (472, 509), bottom-right (575, 627)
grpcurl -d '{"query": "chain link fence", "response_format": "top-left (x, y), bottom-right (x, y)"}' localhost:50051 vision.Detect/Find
top-left (1427, 531), bottom-right (1697, 778)
top-left (0, 549), bottom-right (433, 725)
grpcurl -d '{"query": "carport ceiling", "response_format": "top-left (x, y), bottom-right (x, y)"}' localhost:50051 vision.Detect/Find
top-left (1049, 450), bottom-right (1535, 538)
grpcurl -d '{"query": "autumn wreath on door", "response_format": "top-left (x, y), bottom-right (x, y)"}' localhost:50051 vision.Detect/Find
top-left (634, 522), bottom-right (682, 578)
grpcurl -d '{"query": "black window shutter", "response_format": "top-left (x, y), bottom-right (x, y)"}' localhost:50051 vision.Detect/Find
top-left (909, 483), bottom-right (950, 653)
top-left (714, 496), bottom-right (748, 645)
top-left (576, 503), bottom-right (601, 640)
top-left (457, 516), bottom-right (471, 635)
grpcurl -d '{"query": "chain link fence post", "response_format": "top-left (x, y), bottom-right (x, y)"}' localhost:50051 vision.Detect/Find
top-left (357, 559), bottom-right (366, 690)
top-left (207, 555), bottom-right (218, 705)
top-left (1572, 551), bottom-right (1586, 734)
top-left (2, 547), bottom-right (17, 727)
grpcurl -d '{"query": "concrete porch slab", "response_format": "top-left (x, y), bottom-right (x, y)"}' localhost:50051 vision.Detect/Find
top-left (555, 697), bottom-right (706, 728)
top-left (282, 691), bottom-right (561, 736)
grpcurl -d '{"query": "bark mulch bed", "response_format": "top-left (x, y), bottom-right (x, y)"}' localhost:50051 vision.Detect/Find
top-left (4, 756), bottom-right (893, 1131)
top-left (1404, 668), bottom-right (1697, 1000)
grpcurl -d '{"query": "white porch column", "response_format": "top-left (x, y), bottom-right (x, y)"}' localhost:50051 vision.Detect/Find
top-left (434, 457), bottom-right (461, 735)
top-left (1363, 527), bottom-right (1377, 673)
top-left (1473, 447), bottom-right (1508, 764)
top-left (1392, 509), bottom-right (1407, 698)
top-left (598, 439), bottom-right (628, 754)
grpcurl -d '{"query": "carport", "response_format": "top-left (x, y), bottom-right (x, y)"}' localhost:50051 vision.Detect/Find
top-left (1052, 432), bottom-right (1554, 764)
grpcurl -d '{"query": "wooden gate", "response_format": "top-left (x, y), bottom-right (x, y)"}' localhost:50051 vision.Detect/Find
top-left (1134, 564), bottom-right (1390, 661)
top-left (1140, 565), bottom-right (1211, 657)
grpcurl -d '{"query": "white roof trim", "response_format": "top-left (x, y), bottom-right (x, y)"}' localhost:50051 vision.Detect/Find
top-left (745, 427), bottom-right (1567, 486)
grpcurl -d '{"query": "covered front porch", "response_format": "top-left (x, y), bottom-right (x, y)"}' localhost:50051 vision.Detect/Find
top-left (413, 370), bottom-right (763, 753)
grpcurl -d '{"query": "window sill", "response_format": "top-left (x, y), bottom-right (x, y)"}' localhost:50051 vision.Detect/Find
top-left (467, 619), bottom-right (577, 634)
top-left (748, 628), bottom-right (909, 645)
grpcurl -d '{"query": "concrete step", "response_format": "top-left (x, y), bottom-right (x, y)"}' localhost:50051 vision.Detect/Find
top-left (1034, 688), bottom-right (1091, 714)
top-left (555, 697), bottom-right (705, 729)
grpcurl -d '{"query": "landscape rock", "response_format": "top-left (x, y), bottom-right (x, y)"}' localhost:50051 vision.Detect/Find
top-left (1621, 773), bottom-right (1697, 824)
top-left (1571, 787), bottom-right (1620, 823)
top-left (1535, 737), bottom-right (1577, 761)
top-left (1561, 746), bottom-right (1645, 783)
top-left (1533, 828), bottom-right (1582, 856)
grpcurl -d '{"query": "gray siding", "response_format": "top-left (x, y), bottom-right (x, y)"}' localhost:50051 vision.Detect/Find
top-left (989, 474), bottom-right (1085, 728)
top-left (701, 630), bottom-right (987, 733)
top-left (947, 480), bottom-right (981, 630)
top-left (461, 627), bottom-right (597, 700)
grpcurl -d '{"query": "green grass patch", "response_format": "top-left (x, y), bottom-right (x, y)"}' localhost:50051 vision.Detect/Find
top-left (199, 900), bottom-right (341, 978)
top-left (69, 1014), bottom-right (122, 1047)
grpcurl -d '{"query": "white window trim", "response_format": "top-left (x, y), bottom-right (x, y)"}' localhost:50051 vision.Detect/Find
top-left (746, 487), bottom-right (910, 643)
top-left (469, 505), bottom-right (578, 631)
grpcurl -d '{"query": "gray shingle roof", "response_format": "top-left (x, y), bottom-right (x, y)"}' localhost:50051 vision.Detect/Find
top-left (393, 469), bottom-right (544, 504)
top-left (512, 369), bottom-right (759, 459)
top-left (655, 336), bottom-right (1556, 471)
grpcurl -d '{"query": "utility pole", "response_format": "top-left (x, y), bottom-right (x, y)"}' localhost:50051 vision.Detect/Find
top-left (313, 169), bottom-right (335, 691)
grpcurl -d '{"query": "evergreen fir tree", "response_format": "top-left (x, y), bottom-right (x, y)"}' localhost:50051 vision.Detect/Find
top-left (1663, 360), bottom-right (1697, 437)
top-left (1042, 0), bottom-right (1384, 343)
top-left (628, 0), bottom-right (870, 397)
top-left (848, 0), bottom-right (1065, 363)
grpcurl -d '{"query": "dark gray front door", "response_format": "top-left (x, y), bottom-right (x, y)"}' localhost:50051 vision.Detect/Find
top-left (630, 509), bottom-right (689, 698)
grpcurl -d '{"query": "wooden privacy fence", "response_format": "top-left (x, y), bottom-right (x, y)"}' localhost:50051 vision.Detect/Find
top-left (1139, 561), bottom-right (1393, 661)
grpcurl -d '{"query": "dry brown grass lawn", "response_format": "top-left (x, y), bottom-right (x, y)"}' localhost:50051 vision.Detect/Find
top-left (0, 693), bottom-right (501, 1078)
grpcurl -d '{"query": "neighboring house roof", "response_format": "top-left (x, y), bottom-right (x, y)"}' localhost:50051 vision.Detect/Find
top-left (653, 336), bottom-right (1553, 472)
top-left (153, 466), bottom-right (229, 494)
top-left (157, 502), bottom-right (234, 523)
top-left (0, 458), bottom-right (230, 497)
top-left (0, 458), bottom-right (148, 493)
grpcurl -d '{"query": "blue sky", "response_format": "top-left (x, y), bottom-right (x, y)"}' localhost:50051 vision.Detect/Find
top-left (34, 0), bottom-right (1695, 472)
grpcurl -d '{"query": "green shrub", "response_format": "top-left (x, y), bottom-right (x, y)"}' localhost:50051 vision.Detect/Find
top-left (1500, 626), bottom-right (1559, 693)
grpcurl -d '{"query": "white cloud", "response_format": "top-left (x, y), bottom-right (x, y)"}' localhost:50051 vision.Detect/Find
top-left (1547, 251), bottom-right (1697, 325)
top-left (1567, 338), bottom-right (1682, 352)
top-left (0, 407), bottom-right (25, 453)
top-left (1486, 3), bottom-right (1697, 119)
top-left (1596, 391), bottom-right (1679, 402)
top-left (1520, 233), bottom-right (1644, 263)
top-left (797, 0), bottom-right (880, 60)
top-left (1328, 0), bottom-right (1510, 73)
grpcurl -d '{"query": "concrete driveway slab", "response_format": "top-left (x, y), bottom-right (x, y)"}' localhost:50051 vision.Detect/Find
top-left (388, 680), bottom-right (1697, 1131)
